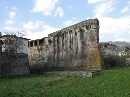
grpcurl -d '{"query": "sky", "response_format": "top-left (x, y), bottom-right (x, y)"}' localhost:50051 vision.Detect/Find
top-left (0, 0), bottom-right (130, 42)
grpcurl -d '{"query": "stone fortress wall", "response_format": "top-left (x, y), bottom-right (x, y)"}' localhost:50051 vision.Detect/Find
top-left (28, 18), bottom-right (102, 70)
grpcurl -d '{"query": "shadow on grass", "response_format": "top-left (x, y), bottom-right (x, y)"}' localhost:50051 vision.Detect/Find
top-left (0, 73), bottom-right (52, 80)
top-left (1, 64), bottom-right (129, 80)
top-left (105, 64), bottom-right (129, 70)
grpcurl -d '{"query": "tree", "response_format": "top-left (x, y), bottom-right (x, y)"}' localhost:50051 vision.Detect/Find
top-left (0, 31), bottom-right (27, 65)
top-left (0, 31), bottom-right (30, 77)
top-left (125, 46), bottom-right (130, 52)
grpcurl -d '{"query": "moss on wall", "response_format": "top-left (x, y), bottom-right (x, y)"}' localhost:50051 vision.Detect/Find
top-left (86, 50), bottom-right (103, 70)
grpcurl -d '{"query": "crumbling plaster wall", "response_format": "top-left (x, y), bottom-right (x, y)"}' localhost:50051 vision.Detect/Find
top-left (28, 18), bottom-right (101, 70)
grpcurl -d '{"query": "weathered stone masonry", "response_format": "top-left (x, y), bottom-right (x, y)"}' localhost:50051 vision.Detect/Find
top-left (0, 53), bottom-right (30, 77)
top-left (28, 18), bottom-right (102, 70)
top-left (28, 37), bottom-right (49, 69)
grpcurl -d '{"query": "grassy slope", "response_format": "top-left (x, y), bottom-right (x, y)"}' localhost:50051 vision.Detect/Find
top-left (0, 66), bottom-right (130, 97)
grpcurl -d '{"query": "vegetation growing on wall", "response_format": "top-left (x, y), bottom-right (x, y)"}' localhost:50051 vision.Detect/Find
top-left (86, 50), bottom-right (103, 70)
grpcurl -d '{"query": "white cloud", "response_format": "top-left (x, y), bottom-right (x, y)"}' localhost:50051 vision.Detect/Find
top-left (23, 21), bottom-right (44, 30)
top-left (88, 0), bottom-right (104, 4)
top-left (9, 11), bottom-right (16, 19)
top-left (128, 30), bottom-right (130, 34)
top-left (26, 25), bottom-right (60, 40)
top-left (23, 20), bottom-right (60, 40)
top-left (31, 0), bottom-right (59, 15)
top-left (98, 16), bottom-right (130, 42)
top-left (93, 1), bottom-right (115, 18)
top-left (64, 18), bottom-right (78, 27)
top-left (86, 17), bottom-right (91, 20)
top-left (115, 38), bottom-right (126, 41)
top-left (55, 7), bottom-right (64, 17)
top-left (120, 1), bottom-right (130, 13)
top-left (90, 0), bottom-right (130, 41)
top-left (68, 5), bottom-right (73, 9)
top-left (4, 26), bottom-right (18, 31)
top-left (89, 0), bottom-right (130, 41)
top-left (121, 7), bottom-right (129, 13)
top-left (5, 20), bottom-right (14, 25)
top-left (127, 1), bottom-right (130, 5)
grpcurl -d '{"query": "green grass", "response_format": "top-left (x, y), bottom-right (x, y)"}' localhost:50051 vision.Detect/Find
top-left (0, 66), bottom-right (130, 97)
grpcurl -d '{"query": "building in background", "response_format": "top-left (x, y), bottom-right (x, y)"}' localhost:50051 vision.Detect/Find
top-left (0, 34), bottom-right (30, 78)
top-left (0, 35), bottom-right (29, 54)
top-left (0, 40), bottom-right (3, 52)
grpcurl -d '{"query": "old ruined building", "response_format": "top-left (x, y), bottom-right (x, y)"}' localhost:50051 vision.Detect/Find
top-left (28, 18), bottom-right (102, 71)
top-left (99, 42), bottom-right (117, 57)
top-left (0, 40), bottom-right (3, 52)
top-left (28, 37), bottom-right (49, 69)
top-left (0, 40), bottom-right (3, 78)
top-left (0, 35), bottom-right (30, 78)
top-left (99, 42), bottom-right (119, 68)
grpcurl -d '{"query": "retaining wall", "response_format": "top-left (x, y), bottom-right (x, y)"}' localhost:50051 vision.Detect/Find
top-left (0, 53), bottom-right (30, 77)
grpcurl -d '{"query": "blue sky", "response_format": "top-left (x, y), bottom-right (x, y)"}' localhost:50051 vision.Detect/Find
top-left (0, 0), bottom-right (130, 42)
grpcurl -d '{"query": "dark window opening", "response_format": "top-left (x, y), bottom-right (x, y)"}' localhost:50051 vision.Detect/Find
top-left (39, 39), bottom-right (44, 45)
top-left (86, 25), bottom-right (89, 30)
top-left (34, 41), bottom-right (37, 46)
top-left (48, 39), bottom-right (52, 44)
top-left (30, 42), bottom-right (33, 47)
